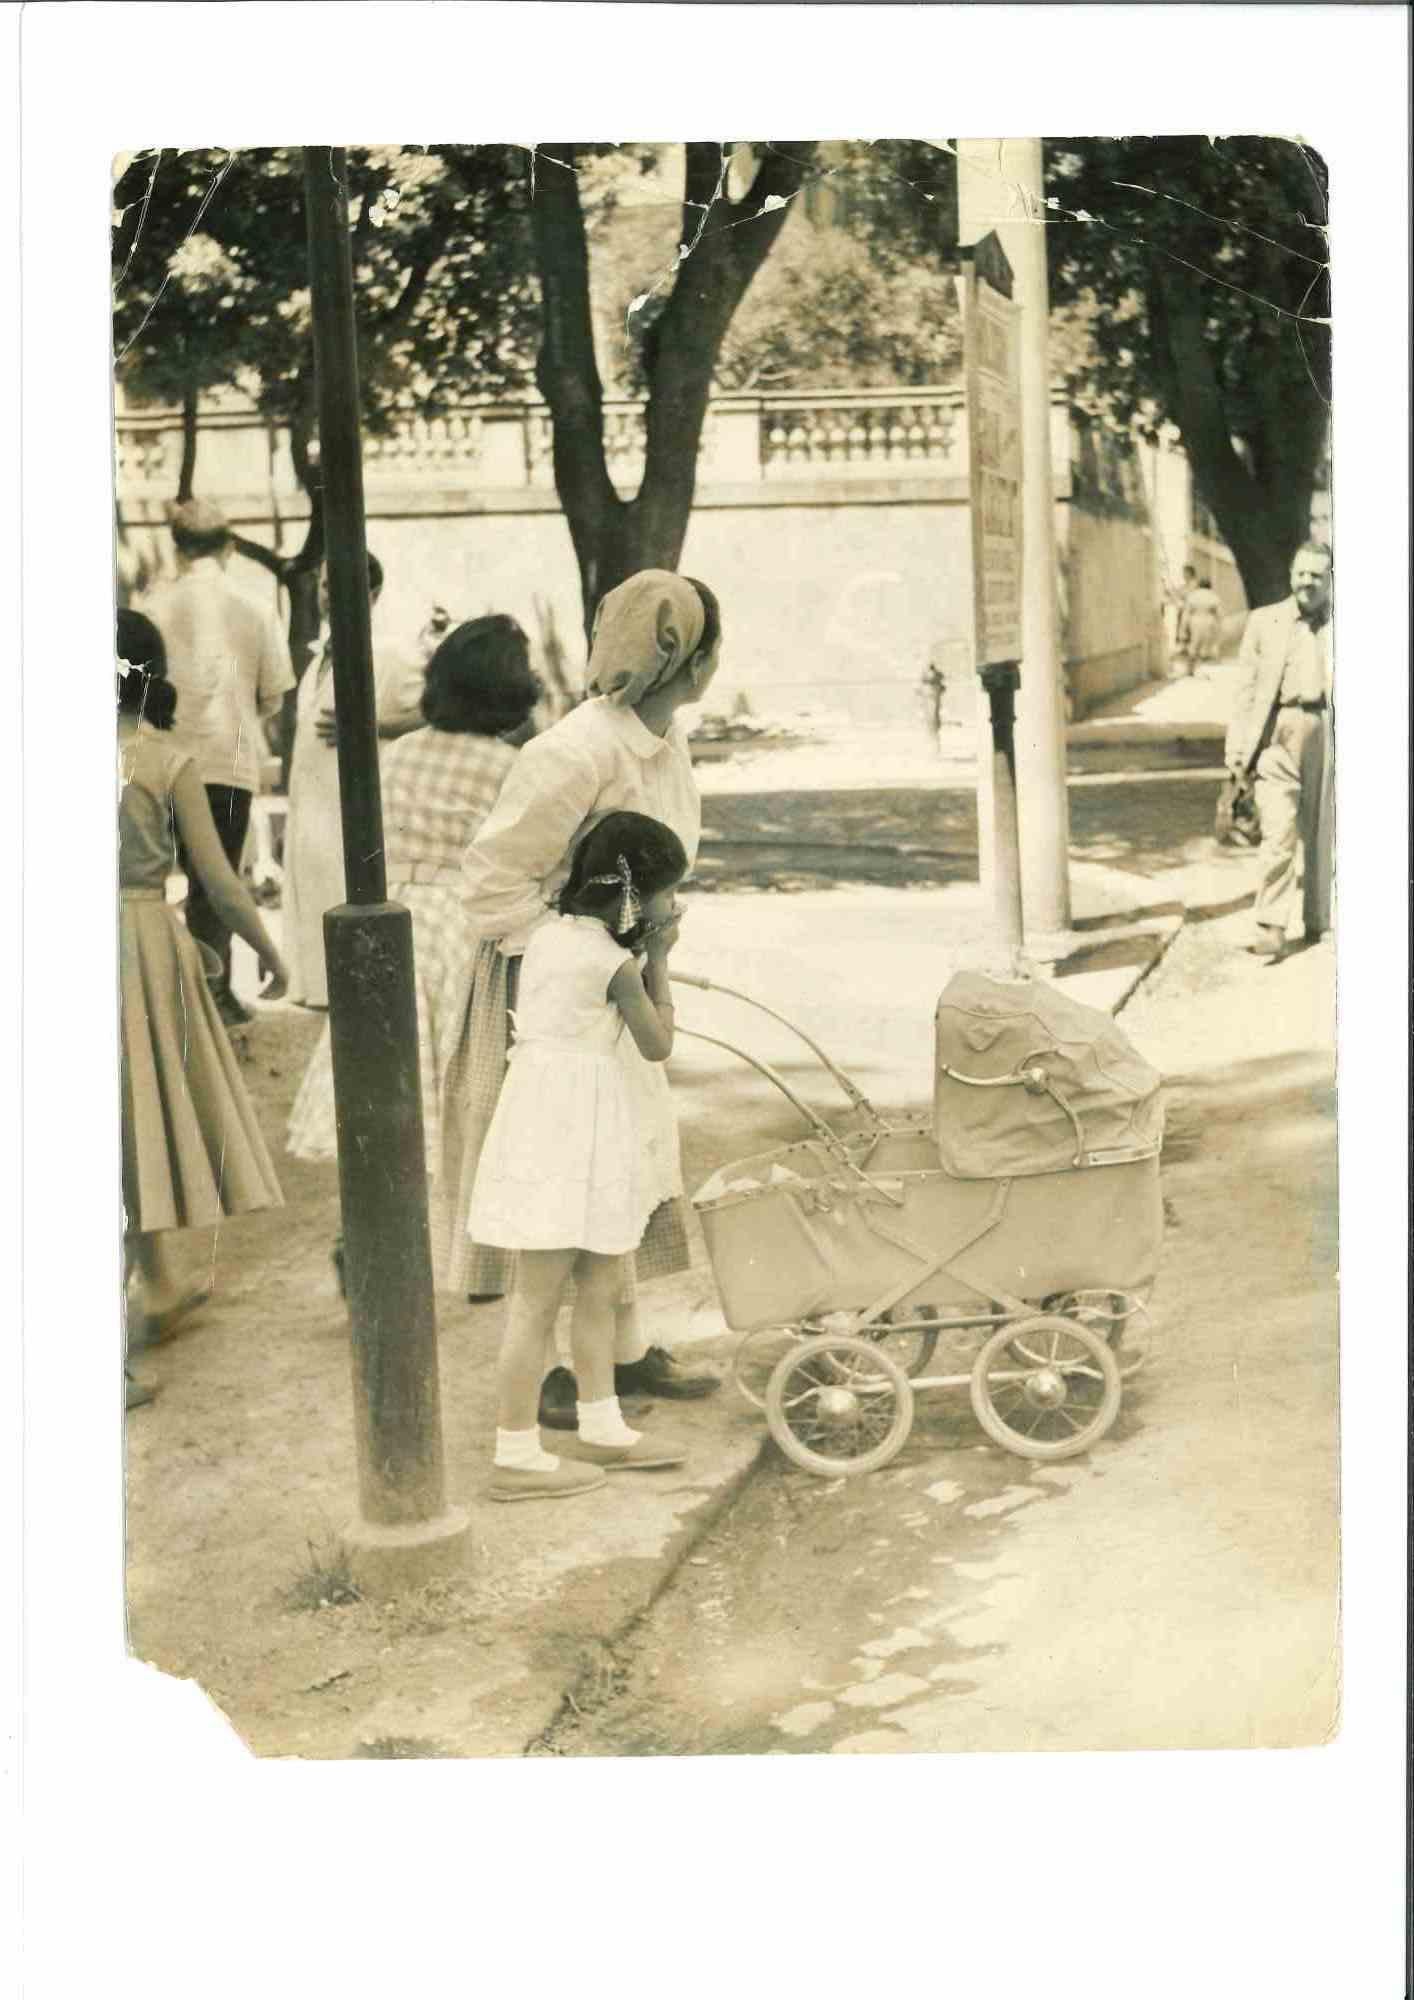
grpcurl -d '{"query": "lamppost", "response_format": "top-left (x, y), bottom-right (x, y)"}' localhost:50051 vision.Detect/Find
top-left (302, 146), bottom-right (469, 1593)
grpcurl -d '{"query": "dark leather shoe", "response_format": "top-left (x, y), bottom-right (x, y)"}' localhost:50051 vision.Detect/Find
top-left (538, 1365), bottom-right (580, 1431)
top-left (216, 986), bottom-right (254, 1029)
top-left (614, 1344), bottom-right (720, 1401)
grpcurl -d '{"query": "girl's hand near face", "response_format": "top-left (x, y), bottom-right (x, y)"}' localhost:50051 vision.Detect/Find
top-left (643, 916), bottom-right (681, 962)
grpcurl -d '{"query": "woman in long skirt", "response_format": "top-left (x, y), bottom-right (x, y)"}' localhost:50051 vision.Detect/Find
top-left (117, 611), bottom-right (289, 1408)
top-left (286, 617), bottom-right (542, 1271)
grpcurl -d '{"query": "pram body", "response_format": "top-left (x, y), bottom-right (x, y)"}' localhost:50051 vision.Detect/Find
top-left (684, 969), bottom-right (1164, 1477)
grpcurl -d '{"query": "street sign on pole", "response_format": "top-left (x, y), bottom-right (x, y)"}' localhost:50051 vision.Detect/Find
top-left (302, 146), bottom-right (468, 1591)
top-left (959, 230), bottom-right (1026, 964)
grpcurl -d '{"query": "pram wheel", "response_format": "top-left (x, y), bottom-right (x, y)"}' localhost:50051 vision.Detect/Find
top-left (970, 1316), bottom-right (1121, 1462)
top-left (765, 1334), bottom-right (914, 1478)
top-left (869, 1306), bottom-right (942, 1379)
top-left (731, 1325), bottom-right (808, 1411)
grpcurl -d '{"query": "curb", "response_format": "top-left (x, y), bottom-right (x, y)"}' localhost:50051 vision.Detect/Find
top-left (524, 1427), bottom-right (775, 1753)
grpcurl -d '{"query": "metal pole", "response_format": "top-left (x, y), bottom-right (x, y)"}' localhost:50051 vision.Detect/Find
top-left (302, 148), bottom-right (463, 1569)
top-left (957, 139), bottom-right (1072, 942)
top-left (980, 662), bottom-right (1025, 961)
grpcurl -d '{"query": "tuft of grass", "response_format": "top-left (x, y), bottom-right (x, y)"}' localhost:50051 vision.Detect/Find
top-left (284, 1535), bottom-right (363, 1613)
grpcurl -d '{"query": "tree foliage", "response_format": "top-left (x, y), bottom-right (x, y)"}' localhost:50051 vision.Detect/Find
top-left (1043, 136), bottom-right (1331, 603)
top-left (113, 146), bottom-right (540, 476)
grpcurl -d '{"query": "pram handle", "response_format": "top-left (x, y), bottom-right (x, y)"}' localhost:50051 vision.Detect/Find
top-left (675, 1026), bottom-right (905, 1207)
top-left (938, 1049), bottom-right (1088, 1168)
top-left (671, 971), bottom-right (882, 1124)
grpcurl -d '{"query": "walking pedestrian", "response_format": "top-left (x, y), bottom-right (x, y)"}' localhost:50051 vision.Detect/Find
top-left (286, 615), bottom-right (542, 1281)
top-left (471, 813), bottom-right (691, 1500)
top-left (140, 500), bottom-right (294, 1028)
top-left (917, 659), bottom-right (947, 751)
top-left (1224, 542), bottom-right (1334, 960)
top-left (117, 611), bottom-right (288, 1410)
top-left (1181, 573), bottom-right (1223, 672)
top-left (443, 569), bottom-right (725, 1427)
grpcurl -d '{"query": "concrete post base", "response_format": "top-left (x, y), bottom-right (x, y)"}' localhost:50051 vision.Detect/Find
top-left (344, 1506), bottom-right (473, 1601)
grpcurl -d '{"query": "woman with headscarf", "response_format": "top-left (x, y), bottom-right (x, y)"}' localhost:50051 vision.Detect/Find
top-left (442, 569), bottom-right (723, 1427)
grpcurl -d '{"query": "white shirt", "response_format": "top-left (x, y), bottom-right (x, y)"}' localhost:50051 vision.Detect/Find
top-left (460, 697), bottom-right (701, 954)
top-left (140, 559), bottom-right (294, 792)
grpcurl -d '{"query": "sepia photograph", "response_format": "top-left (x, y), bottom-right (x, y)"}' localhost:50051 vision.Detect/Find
top-left (111, 130), bottom-right (1341, 1760)
top-left (14, 7), bottom-right (1409, 1994)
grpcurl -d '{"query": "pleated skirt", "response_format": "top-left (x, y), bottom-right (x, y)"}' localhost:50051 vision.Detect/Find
top-left (119, 896), bottom-right (284, 1234)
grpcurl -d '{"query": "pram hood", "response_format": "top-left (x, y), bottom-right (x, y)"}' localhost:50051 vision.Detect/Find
top-left (935, 971), bottom-right (1164, 1177)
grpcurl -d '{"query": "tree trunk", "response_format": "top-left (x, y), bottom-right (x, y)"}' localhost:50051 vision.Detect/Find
top-left (177, 379), bottom-right (199, 501)
top-left (1148, 259), bottom-right (1323, 608)
top-left (531, 142), bottom-right (816, 636)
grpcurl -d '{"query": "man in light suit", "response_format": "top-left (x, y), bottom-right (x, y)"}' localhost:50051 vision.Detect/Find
top-left (1224, 541), bottom-right (1334, 960)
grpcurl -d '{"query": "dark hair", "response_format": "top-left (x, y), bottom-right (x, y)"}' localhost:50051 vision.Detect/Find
top-left (116, 609), bottom-right (177, 730)
top-left (683, 576), bottom-right (721, 668)
top-left (420, 615), bottom-right (541, 736)
top-left (319, 552), bottom-right (384, 595)
top-left (557, 811), bottom-right (688, 947)
top-left (171, 523), bottom-right (230, 561)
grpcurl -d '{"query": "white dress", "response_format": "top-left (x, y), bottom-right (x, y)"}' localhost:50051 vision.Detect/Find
top-left (468, 915), bottom-right (682, 1256)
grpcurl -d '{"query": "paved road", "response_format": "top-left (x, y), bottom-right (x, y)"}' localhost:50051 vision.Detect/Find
top-left (538, 916), bottom-right (1339, 1757)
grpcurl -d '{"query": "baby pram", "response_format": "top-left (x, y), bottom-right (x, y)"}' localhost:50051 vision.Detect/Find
top-left (682, 968), bottom-right (1164, 1478)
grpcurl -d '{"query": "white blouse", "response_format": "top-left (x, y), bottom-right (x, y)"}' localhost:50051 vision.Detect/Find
top-left (460, 696), bottom-right (701, 954)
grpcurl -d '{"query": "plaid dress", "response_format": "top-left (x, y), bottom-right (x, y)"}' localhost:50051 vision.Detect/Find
top-left (288, 727), bottom-right (517, 1274)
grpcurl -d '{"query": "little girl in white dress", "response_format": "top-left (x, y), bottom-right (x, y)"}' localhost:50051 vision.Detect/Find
top-left (470, 811), bottom-right (691, 1502)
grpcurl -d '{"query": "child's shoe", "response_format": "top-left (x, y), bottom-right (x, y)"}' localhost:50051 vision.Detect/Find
top-left (555, 1433), bottom-right (687, 1471)
top-left (488, 1461), bottom-right (607, 1503)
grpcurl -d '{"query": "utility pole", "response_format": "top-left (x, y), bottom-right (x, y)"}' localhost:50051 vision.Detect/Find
top-left (303, 146), bottom-right (469, 1594)
top-left (957, 138), bottom-right (1072, 944)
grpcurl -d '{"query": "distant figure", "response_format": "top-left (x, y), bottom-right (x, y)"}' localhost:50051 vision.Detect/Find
top-left (918, 659), bottom-right (948, 750)
top-left (1167, 562), bottom-right (1197, 668)
top-left (140, 499), bottom-right (294, 1028)
top-left (1225, 542), bottom-right (1334, 960)
top-left (1181, 574), bottom-right (1223, 671)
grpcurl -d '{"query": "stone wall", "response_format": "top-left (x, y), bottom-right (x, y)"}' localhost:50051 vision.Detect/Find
top-left (117, 387), bottom-right (1210, 726)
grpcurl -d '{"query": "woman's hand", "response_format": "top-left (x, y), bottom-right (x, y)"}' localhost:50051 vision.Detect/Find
top-left (259, 952), bottom-right (290, 1002)
top-left (314, 712), bottom-right (338, 745)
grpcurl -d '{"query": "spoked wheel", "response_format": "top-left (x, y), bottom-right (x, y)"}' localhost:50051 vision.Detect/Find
top-left (865, 1305), bottom-right (942, 1379)
top-left (765, 1334), bottom-right (915, 1478)
top-left (1044, 1290), bottom-right (1149, 1380)
top-left (730, 1326), bottom-right (808, 1411)
top-left (970, 1315), bottom-right (1121, 1461)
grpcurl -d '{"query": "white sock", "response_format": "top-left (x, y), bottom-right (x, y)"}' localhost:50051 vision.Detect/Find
top-left (577, 1396), bottom-right (641, 1449)
top-left (494, 1426), bottom-right (559, 1473)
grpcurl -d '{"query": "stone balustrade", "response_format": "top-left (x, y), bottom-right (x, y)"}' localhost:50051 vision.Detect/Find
top-left (115, 386), bottom-right (969, 506)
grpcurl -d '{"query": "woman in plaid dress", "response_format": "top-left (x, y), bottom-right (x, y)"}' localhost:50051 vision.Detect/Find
top-left (287, 618), bottom-right (541, 1266)
top-left (443, 570), bottom-right (725, 1424)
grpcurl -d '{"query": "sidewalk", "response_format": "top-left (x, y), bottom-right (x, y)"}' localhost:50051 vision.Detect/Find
top-left (690, 658), bottom-right (1237, 797)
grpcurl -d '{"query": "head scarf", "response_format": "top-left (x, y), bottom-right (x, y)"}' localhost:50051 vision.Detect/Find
top-left (586, 571), bottom-right (706, 708)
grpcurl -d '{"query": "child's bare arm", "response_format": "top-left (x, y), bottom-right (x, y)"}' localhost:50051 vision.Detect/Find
top-left (609, 959), bottom-right (675, 1063)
